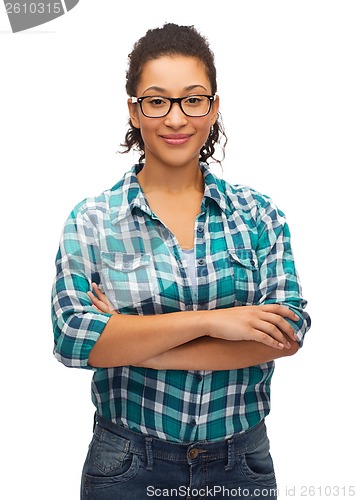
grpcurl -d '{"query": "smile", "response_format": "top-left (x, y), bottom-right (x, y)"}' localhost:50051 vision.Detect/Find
top-left (160, 134), bottom-right (192, 145)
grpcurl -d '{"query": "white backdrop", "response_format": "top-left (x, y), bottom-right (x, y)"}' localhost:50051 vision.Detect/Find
top-left (1, 1), bottom-right (356, 498)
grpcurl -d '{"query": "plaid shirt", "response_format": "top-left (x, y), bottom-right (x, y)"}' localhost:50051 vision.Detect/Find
top-left (51, 162), bottom-right (310, 442)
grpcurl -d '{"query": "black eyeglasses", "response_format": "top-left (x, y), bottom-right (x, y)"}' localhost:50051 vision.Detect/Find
top-left (131, 94), bottom-right (216, 118)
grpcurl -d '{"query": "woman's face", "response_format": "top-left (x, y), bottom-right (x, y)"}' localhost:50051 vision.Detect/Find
top-left (128, 55), bottom-right (219, 170)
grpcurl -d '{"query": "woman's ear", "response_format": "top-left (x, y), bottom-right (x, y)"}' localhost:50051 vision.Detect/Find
top-left (210, 94), bottom-right (220, 126)
top-left (127, 98), bottom-right (141, 129)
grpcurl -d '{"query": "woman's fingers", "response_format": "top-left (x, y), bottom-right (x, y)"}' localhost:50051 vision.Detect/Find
top-left (256, 320), bottom-right (291, 349)
top-left (87, 283), bottom-right (118, 314)
top-left (251, 329), bottom-right (286, 350)
top-left (92, 283), bottom-right (107, 300)
top-left (253, 304), bottom-right (299, 342)
top-left (253, 305), bottom-right (300, 347)
top-left (87, 290), bottom-right (107, 310)
top-left (259, 304), bottom-right (299, 322)
top-left (260, 312), bottom-right (298, 342)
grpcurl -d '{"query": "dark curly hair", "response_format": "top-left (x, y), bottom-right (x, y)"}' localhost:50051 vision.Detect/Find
top-left (120, 23), bottom-right (227, 164)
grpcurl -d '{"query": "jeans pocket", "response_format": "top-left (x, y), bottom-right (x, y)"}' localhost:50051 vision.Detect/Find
top-left (238, 436), bottom-right (276, 486)
top-left (83, 427), bottom-right (142, 486)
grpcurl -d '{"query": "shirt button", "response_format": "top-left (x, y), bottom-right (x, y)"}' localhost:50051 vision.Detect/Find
top-left (123, 262), bottom-right (130, 269)
top-left (250, 259), bottom-right (256, 267)
top-left (189, 418), bottom-right (197, 426)
top-left (196, 374), bottom-right (202, 382)
top-left (197, 225), bottom-right (204, 233)
top-left (197, 258), bottom-right (205, 266)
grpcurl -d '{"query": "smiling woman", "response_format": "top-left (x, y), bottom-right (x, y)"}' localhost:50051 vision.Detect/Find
top-left (51, 22), bottom-right (310, 500)
top-left (127, 55), bottom-right (220, 171)
top-left (122, 23), bottom-right (226, 164)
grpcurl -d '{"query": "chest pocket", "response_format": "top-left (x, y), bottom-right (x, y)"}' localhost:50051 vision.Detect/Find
top-left (228, 248), bottom-right (259, 305)
top-left (100, 252), bottom-right (160, 310)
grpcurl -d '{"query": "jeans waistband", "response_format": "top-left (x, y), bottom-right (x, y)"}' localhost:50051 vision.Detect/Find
top-left (94, 412), bottom-right (268, 469)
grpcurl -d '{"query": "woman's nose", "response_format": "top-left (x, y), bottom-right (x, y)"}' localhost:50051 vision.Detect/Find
top-left (163, 103), bottom-right (188, 128)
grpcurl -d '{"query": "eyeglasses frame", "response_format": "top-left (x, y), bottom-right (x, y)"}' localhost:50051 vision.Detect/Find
top-left (131, 94), bottom-right (216, 118)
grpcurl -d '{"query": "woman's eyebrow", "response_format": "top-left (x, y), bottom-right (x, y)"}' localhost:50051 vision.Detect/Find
top-left (185, 84), bottom-right (208, 92)
top-left (142, 86), bottom-right (166, 94)
top-left (142, 84), bottom-right (208, 95)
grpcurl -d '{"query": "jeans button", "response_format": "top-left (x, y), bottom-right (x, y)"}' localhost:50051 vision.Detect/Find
top-left (188, 448), bottom-right (199, 459)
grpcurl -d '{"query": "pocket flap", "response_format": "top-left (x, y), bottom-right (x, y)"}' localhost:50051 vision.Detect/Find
top-left (101, 252), bottom-right (151, 272)
top-left (228, 248), bottom-right (258, 270)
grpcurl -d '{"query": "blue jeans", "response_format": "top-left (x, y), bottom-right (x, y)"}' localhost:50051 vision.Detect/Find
top-left (81, 413), bottom-right (277, 499)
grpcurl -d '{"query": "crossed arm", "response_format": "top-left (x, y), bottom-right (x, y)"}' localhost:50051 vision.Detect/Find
top-left (87, 284), bottom-right (300, 370)
top-left (133, 336), bottom-right (299, 371)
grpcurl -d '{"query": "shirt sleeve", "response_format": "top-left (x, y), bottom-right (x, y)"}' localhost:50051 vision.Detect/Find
top-left (254, 195), bottom-right (311, 347)
top-left (51, 203), bottom-right (112, 369)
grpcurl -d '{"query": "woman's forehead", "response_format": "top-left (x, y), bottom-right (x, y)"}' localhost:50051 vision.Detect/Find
top-left (137, 55), bottom-right (211, 95)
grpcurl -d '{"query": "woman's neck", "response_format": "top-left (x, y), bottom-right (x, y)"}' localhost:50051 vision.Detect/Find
top-left (137, 160), bottom-right (204, 195)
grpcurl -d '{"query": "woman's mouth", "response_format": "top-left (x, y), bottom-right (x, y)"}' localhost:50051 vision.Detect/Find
top-left (160, 134), bottom-right (192, 145)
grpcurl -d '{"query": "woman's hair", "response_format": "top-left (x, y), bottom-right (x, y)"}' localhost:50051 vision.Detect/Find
top-left (121, 23), bottom-right (227, 164)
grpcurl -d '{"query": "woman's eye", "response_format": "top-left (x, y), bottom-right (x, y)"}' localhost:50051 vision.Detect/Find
top-left (148, 98), bottom-right (166, 106)
top-left (185, 96), bottom-right (202, 105)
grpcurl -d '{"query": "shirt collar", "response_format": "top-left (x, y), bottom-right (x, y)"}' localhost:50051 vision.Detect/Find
top-left (109, 162), bottom-right (228, 225)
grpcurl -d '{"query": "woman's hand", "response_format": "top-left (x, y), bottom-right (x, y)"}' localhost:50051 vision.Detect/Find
top-left (87, 283), bottom-right (119, 315)
top-left (206, 304), bottom-right (299, 350)
top-left (87, 285), bottom-right (297, 350)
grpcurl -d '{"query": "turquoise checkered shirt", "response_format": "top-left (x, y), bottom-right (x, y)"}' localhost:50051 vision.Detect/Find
top-left (51, 162), bottom-right (310, 442)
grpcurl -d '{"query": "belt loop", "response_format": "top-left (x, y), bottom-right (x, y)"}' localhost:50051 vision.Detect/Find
top-left (225, 438), bottom-right (235, 471)
top-left (145, 437), bottom-right (153, 471)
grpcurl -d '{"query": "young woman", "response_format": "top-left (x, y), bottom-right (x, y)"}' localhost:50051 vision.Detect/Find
top-left (51, 23), bottom-right (311, 500)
